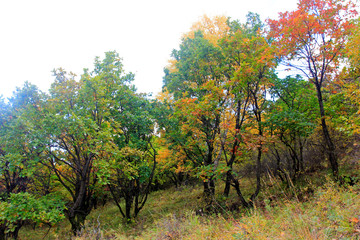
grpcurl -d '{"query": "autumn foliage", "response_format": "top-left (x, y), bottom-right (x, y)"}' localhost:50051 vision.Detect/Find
top-left (1, 0), bottom-right (360, 238)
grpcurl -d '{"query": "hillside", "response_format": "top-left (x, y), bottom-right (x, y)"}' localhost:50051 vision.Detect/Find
top-left (19, 166), bottom-right (360, 239)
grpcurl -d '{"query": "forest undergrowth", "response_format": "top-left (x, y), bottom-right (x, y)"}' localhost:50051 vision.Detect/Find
top-left (19, 160), bottom-right (360, 240)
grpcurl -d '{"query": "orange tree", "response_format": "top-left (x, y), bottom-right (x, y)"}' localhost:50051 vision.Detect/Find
top-left (162, 14), bottom-right (277, 208)
top-left (154, 133), bottom-right (191, 188)
top-left (154, 89), bottom-right (196, 188)
top-left (267, 0), bottom-right (358, 177)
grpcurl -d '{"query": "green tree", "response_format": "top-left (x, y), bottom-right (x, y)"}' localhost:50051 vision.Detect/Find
top-left (37, 53), bottom-right (128, 233)
top-left (0, 193), bottom-right (65, 240)
top-left (267, 75), bottom-right (317, 181)
top-left (0, 83), bottom-right (64, 239)
top-left (104, 80), bottom-right (157, 222)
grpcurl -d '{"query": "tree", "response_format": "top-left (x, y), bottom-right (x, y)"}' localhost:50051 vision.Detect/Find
top-left (105, 87), bottom-right (157, 222)
top-left (183, 15), bottom-right (230, 45)
top-left (346, 17), bottom-right (360, 68)
top-left (163, 29), bottom-right (228, 206)
top-left (267, 0), bottom-right (358, 177)
top-left (0, 83), bottom-right (64, 239)
top-left (217, 13), bottom-right (276, 207)
top-left (154, 90), bottom-right (193, 188)
top-left (267, 75), bottom-right (317, 181)
top-left (162, 14), bottom-right (277, 208)
top-left (0, 193), bottom-right (65, 240)
top-left (39, 69), bottom-right (101, 234)
top-left (37, 52), bottom-right (133, 234)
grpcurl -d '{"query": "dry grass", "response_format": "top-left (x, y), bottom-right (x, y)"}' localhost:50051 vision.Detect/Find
top-left (18, 172), bottom-right (360, 240)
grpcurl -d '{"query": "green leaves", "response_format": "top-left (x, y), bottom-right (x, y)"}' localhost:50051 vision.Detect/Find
top-left (268, 75), bottom-right (317, 137)
top-left (0, 192), bottom-right (65, 232)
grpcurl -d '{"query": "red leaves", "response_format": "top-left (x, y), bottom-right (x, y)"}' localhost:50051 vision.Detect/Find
top-left (267, 0), bottom-right (358, 81)
top-left (268, 0), bottom-right (357, 52)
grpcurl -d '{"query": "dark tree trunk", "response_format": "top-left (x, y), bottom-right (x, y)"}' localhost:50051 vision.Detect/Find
top-left (10, 225), bottom-right (21, 240)
top-left (273, 148), bottom-right (286, 182)
top-left (224, 169), bottom-right (232, 197)
top-left (315, 84), bottom-right (338, 178)
top-left (67, 179), bottom-right (93, 235)
top-left (299, 138), bottom-right (304, 172)
top-left (250, 92), bottom-right (263, 204)
top-left (125, 193), bottom-right (133, 221)
top-left (229, 172), bottom-right (251, 208)
top-left (251, 146), bottom-right (262, 203)
top-left (223, 99), bottom-right (247, 197)
top-left (0, 221), bottom-right (23, 240)
top-left (69, 212), bottom-right (87, 236)
top-left (202, 130), bottom-right (216, 206)
top-left (0, 226), bottom-right (4, 240)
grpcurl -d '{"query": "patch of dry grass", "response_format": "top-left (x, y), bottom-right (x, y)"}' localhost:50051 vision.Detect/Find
top-left (18, 175), bottom-right (360, 239)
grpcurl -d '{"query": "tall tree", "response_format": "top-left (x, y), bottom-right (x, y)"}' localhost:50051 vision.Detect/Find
top-left (267, 0), bottom-right (358, 177)
top-left (335, 17), bottom-right (360, 135)
top-left (37, 52), bottom-right (133, 234)
top-left (218, 13), bottom-right (276, 206)
top-left (41, 69), bottom-right (101, 234)
top-left (163, 30), bottom-right (227, 205)
top-left (105, 87), bottom-right (157, 222)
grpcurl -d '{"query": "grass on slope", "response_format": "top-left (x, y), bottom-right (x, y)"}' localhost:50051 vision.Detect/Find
top-left (19, 173), bottom-right (360, 239)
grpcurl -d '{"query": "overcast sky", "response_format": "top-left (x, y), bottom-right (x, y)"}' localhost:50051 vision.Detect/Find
top-left (0, 0), bottom-right (298, 99)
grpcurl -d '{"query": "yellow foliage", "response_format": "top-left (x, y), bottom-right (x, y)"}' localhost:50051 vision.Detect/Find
top-left (155, 87), bottom-right (173, 103)
top-left (166, 59), bottom-right (178, 74)
top-left (183, 15), bottom-right (230, 46)
top-left (346, 18), bottom-right (360, 67)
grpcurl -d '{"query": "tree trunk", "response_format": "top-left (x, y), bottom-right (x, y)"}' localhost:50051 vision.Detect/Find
top-left (0, 225), bottom-right (5, 240)
top-left (0, 221), bottom-right (23, 240)
top-left (251, 146), bottom-right (262, 203)
top-left (224, 170), bottom-right (232, 197)
top-left (10, 224), bottom-right (22, 240)
top-left (125, 194), bottom-right (133, 221)
top-left (203, 178), bottom-right (215, 206)
top-left (299, 137), bottom-right (304, 172)
top-left (274, 148), bottom-right (286, 182)
top-left (69, 212), bottom-right (87, 236)
top-left (315, 84), bottom-right (338, 178)
top-left (229, 172), bottom-right (251, 208)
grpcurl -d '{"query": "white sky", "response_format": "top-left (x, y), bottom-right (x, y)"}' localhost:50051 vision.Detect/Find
top-left (0, 0), bottom-right (298, 99)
